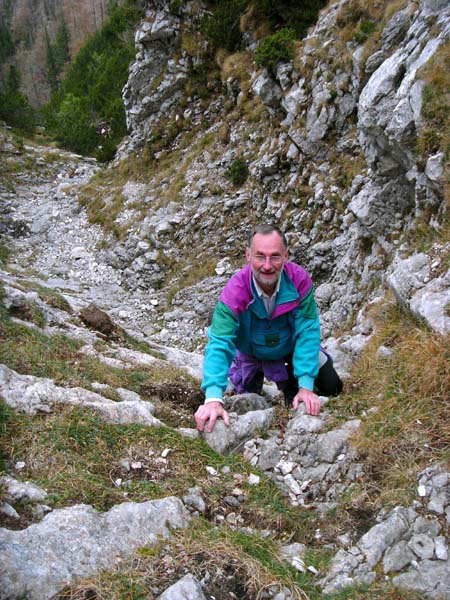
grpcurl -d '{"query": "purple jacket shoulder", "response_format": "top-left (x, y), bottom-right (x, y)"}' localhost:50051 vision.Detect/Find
top-left (283, 261), bottom-right (313, 297)
top-left (219, 262), bottom-right (313, 317)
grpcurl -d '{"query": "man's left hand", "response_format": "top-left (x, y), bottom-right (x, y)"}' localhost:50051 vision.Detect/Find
top-left (292, 387), bottom-right (321, 416)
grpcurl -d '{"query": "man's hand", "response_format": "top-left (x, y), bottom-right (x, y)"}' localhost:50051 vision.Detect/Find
top-left (195, 401), bottom-right (230, 432)
top-left (292, 387), bottom-right (321, 416)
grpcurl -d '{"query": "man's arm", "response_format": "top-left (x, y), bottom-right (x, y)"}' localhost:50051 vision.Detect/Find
top-left (291, 286), bottom-right (321, 414)
top-left (198, 301), bottom-right (238, 431)
top-left (201, 301), bottom-right (239, 399)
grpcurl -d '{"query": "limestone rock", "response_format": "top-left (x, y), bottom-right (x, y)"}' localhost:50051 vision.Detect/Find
top-left (157, 573), bottom-right (206, 600)
top-left (0, 497), bottom-right (191, 600)
top-left (0, 364), bottom-right (161, 425)
top-left (201, 409), bottom-right (275, 454)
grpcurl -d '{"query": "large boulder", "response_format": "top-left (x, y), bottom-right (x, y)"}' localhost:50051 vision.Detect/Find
top-left (0, 497), bottom-right (191, 600)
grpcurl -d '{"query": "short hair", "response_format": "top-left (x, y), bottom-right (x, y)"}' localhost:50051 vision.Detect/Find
top-left (247, 224), bottom-right (288, 249)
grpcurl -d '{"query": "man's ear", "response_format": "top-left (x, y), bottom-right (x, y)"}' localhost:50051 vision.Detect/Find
top-left (245, 247), bottom-right (251, 263)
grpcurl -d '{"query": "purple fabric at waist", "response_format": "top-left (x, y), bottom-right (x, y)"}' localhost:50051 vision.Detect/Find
top-left (228, 350), bottom-right (288, 393)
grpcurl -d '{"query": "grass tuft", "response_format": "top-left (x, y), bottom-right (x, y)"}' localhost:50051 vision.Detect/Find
top-left (338, 297), bottom-right (450, 508)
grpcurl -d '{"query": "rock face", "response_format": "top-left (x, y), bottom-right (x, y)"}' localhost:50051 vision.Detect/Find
top-left (122, 4), bottom-right (192, 153)
top-left (111, 0), bottom-right (449, 351)
top-left (0, 0), bottom-right (110, 106)
top-left (387, 252), bottom-right (450, 335)
top-left (0, 363), bottom-right (163, 425)
top-left (321, 465), bottom-right (450, 599)
top-left (0, 497), bottom-right (191, 600)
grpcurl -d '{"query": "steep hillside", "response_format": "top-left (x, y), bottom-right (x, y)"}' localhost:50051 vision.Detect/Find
top-left (0, 0), bottom-right (449, 598)
top-left (0, 0), bottom-right (112, 106)
top-left (78, 0), bottom-right (449, 352)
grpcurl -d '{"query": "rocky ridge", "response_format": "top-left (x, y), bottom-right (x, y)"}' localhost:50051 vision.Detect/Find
top-left (97, 0), bottom-right (450, 353)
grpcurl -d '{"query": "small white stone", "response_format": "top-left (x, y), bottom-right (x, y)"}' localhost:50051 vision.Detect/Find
top-left (291, 557), bottom-right (306, 572)
top-left (307, 565), bottom-right (319, 575)
top-left (435, 537), bottom-right (448, 560)
top-left (277, 460), bottom-right (295, 475)
top-left (418, 485), bottom-right (427, 497)
top-left (248, 474), bottom-right (260, 485)
top-left (226, 512), bottom-right (237, 525)
top-left (114, 478), bottom-right (122, 487)
top-left (285, 474), bottom-right (302, 495)
top-left (161, 448), bottom-right (171, 458)
top-left (15, 461), bottom-right (26, 470)
top-left (0, 502), bottom-right (20, 519)
top-left (206, 466), bottom-right (218, 476)
top-left (131, 462), bottom-right (142, 470)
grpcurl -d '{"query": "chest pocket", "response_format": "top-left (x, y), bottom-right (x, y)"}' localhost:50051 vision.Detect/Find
top-left (250, 312), bottom-right (293, 359)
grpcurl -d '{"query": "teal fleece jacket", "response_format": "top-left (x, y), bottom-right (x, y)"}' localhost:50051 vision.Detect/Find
top-left (201, 262), bottom-right (320, 400)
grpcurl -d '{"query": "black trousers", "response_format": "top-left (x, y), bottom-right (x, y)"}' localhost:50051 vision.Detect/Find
top-left (243, 353), bottom-right (343, 404)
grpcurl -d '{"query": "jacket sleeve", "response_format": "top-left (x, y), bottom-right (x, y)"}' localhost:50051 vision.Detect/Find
top-left (291, 287), bottom-right (320, 390)
top-left (201, 301), bottom-right (239, 400)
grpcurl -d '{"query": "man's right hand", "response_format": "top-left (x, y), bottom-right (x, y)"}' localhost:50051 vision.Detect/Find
top-left (195, 401), bottom-right (230, 433)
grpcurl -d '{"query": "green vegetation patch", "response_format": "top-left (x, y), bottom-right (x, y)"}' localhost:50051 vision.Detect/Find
top-left (2, 405), bottom-right (230, 510)
top-left (200, 0), bottom-right (248, 52)
top-left (42, 1), bottom-right (144, 161)
top-left (45, 20), bottom-right (71, 92)
top-left (416, 40), bottom-right (450, 162)
top-left (256, 27), bottom-right (295, 75)
top-left (254, 0), bottom-right (327, 38)
top-left (0, 21), bottom-right (15, 64)
top-left (0, 66), bottom-right (36, 135)
top-left (225, 157), bottom-right (249, 186)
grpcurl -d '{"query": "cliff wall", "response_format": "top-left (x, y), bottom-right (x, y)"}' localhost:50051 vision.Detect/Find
top-left (102, 0), bottom-right (449, 349)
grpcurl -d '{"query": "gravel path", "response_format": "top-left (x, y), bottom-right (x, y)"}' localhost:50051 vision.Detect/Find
top-left (3, 144), bottom-right (162, 337)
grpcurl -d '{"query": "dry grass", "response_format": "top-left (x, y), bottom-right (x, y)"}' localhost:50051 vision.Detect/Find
top-left (222, 51), bottom-right (254, 87)
top-left (341, 297), bottom-right (450, 508)
top-left (57, 520), bottom-right (313, 600)
top-left (335, 0), bottom-right (408, 45)
top-left (416, 40), bottom-right (450, 173)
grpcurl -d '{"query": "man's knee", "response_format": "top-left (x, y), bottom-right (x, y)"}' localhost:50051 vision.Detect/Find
top-left (243, 371), bottom-right (264, 394)
top-left (315, 357), bottom-right (343, 396)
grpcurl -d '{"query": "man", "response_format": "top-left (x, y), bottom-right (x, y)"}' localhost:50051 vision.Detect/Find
top-left (195, 224), bottom-right (342, 433)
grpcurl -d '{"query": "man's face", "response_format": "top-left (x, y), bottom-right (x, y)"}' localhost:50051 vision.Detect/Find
top-left (246, 231), bottom-right (288, 294)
